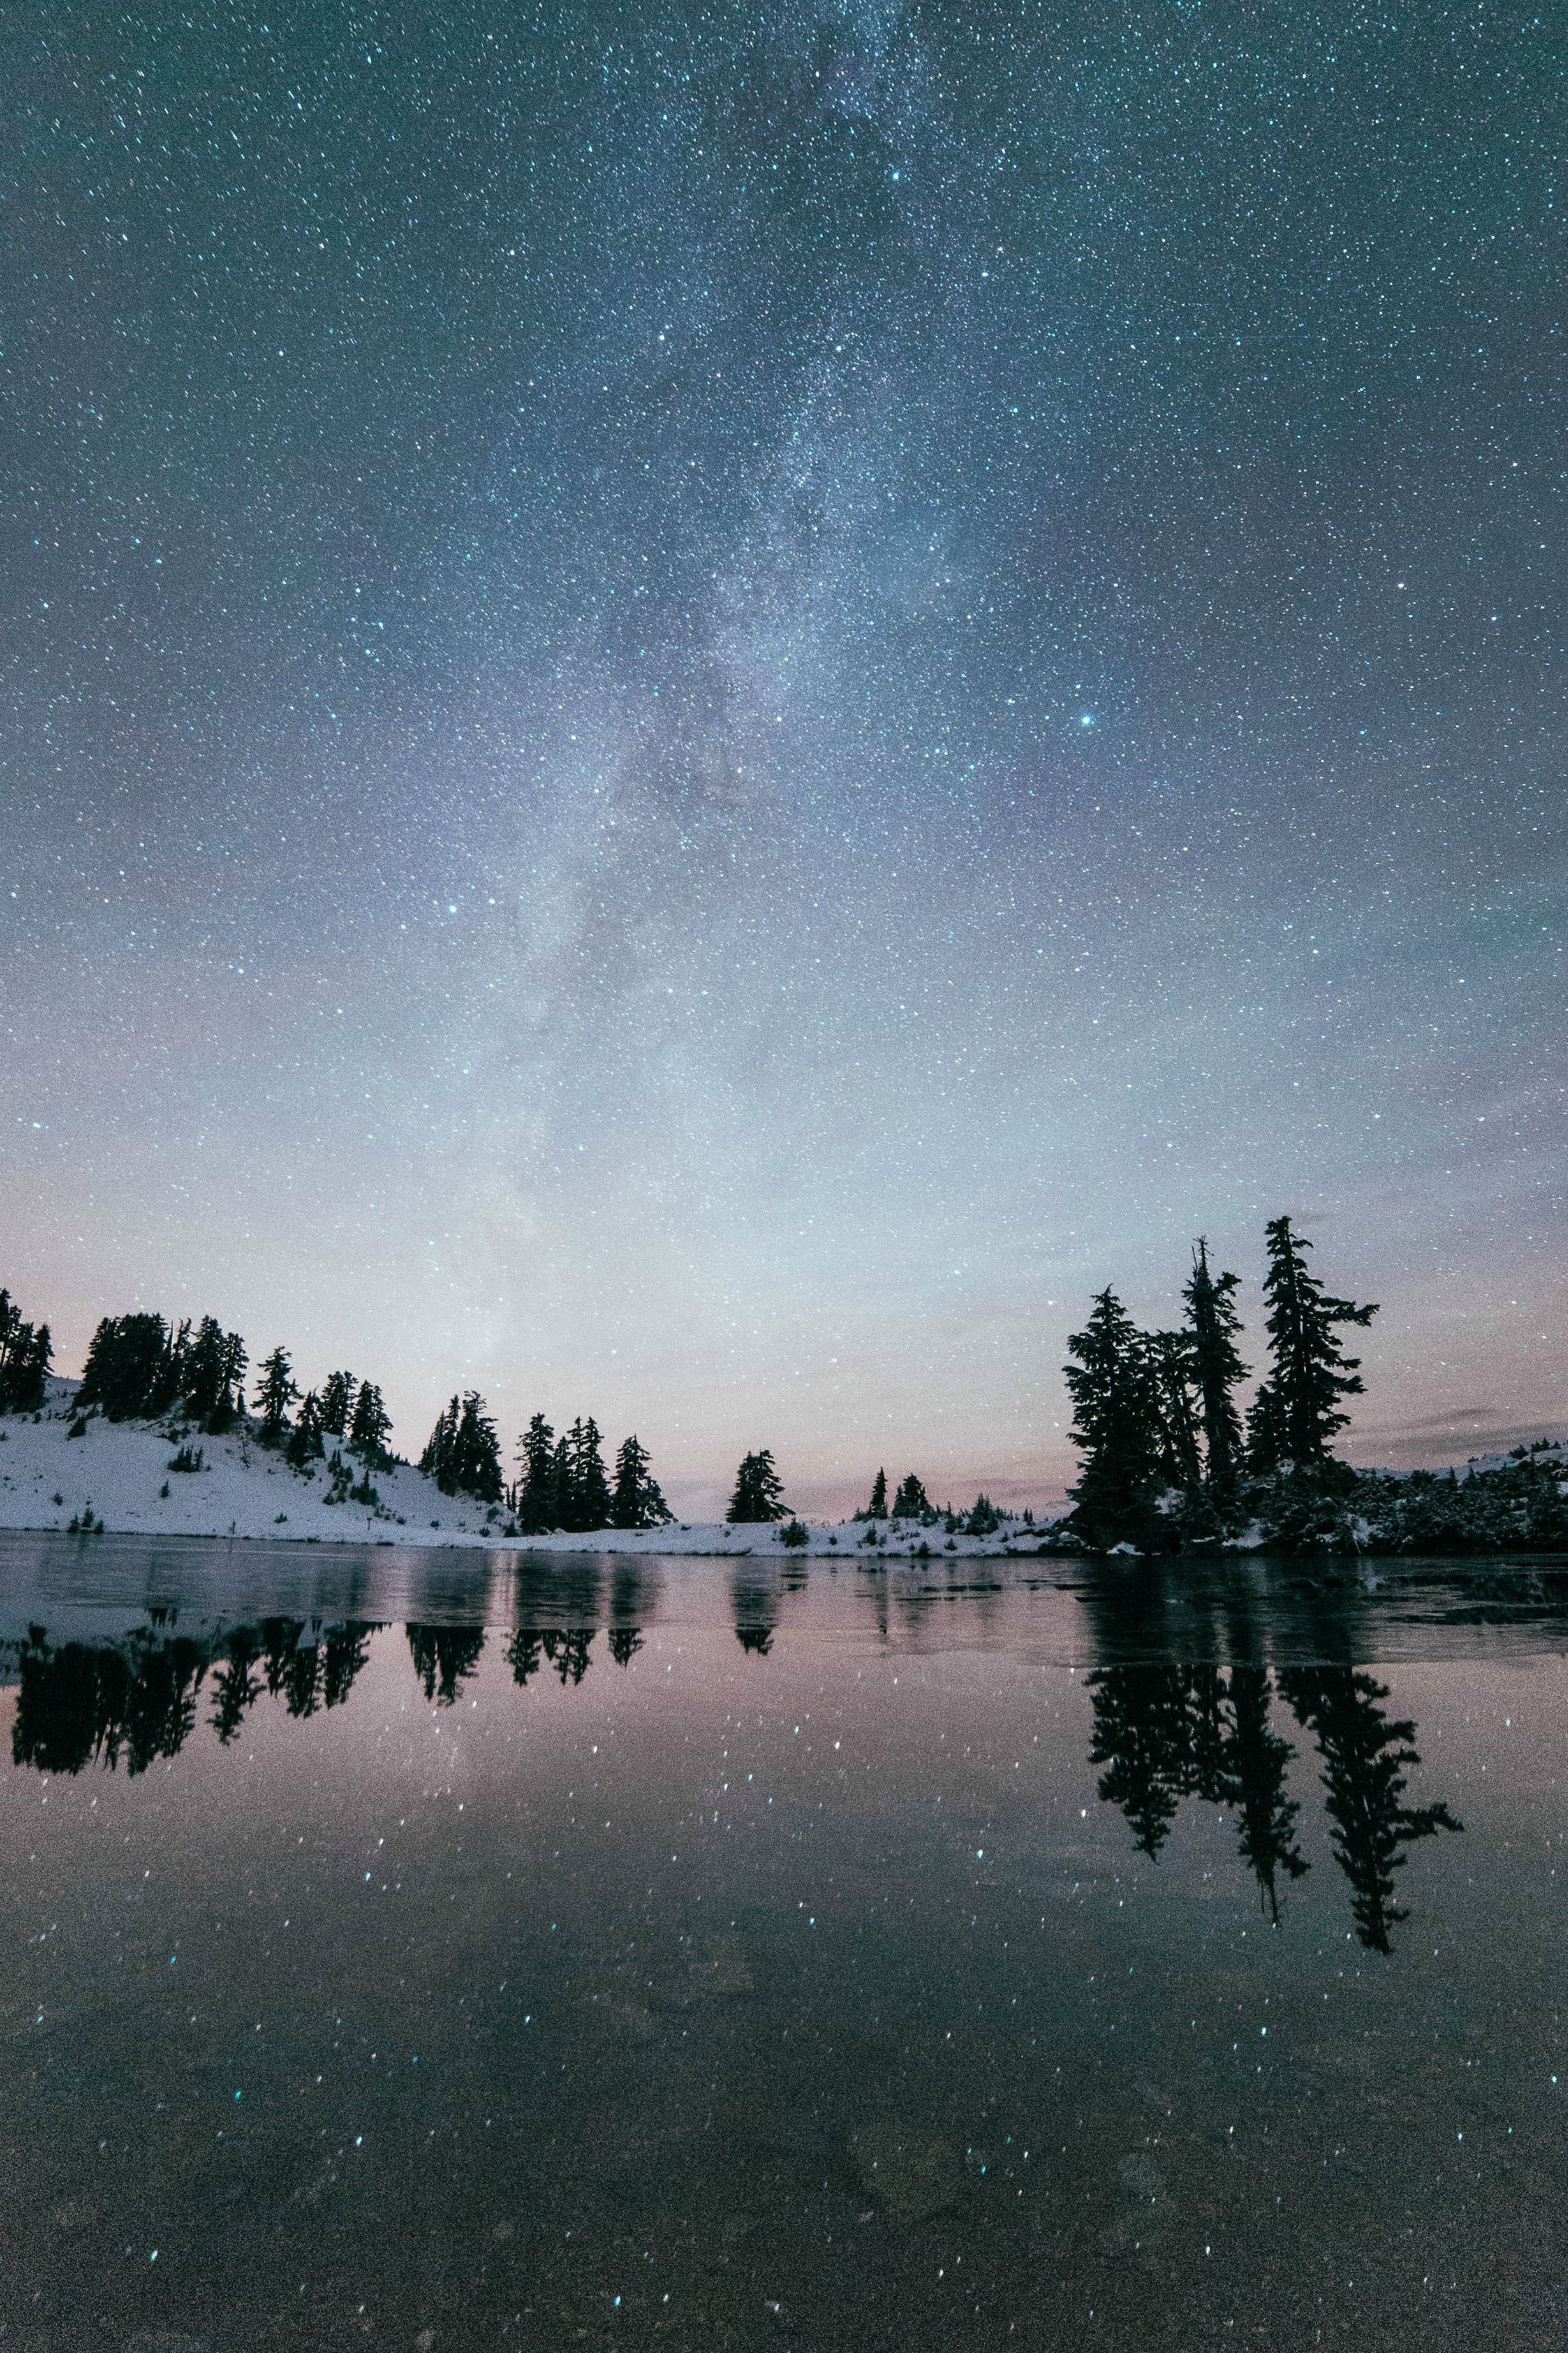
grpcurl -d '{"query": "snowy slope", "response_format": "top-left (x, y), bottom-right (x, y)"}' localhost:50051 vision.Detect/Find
top-left (0, 1382), bottom-right (1054, 1558)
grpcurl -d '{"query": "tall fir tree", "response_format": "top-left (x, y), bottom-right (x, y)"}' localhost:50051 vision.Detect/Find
top-left (1145, 1330), bottom-right (1203, 1491)
top-left (1183, 1239), bottom-right (1249, 1491)
top-left (181, 1317), bottom-right (225, 1422)
top-left (78, 1312), bottom-right (170, 1420)
top-left (1063, 1288), bottom-right (1165, 1547)
top-left (423, 1393), bottom-right (503, 1501)
top-left (858, 1467), bottom-right (889, 1520)
top-left (555, 1416), bottom-right (611, 1530)
top-left (891, 1473), bottom-right (932, 1519)
top-left (0, 1290), bottom-right (52, 1412)
top-left (19, 1322), bottom-right (52, 1411)
top-left (320, 1370), bottom-right (357, 1438)
top-left (514, 1413), bottom-right (558, 1533)
top-left (287, 1389), bottom-right (325, 1467)
top-left (348, 1379), bottom-right (392, 1465)
top-left (454, 1393), bottom-right (504, 1502)
top-left (727, 1449), bottom-right (787, 1523)
top-left (147, 1318), bottom-right (192, 1415)
top-left (253, 1346), bottom-right (300, 1447)
top-left (420, 1396), bottom-right (459, 1488)
top-left (1247, 1217), bottom-right (1378, 1472)
top-left (610, 1433), bottom-right (673, 1529)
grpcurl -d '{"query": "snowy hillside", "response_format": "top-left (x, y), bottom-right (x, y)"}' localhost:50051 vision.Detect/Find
top-left (0, 1382), bottom-right (1052, 1558)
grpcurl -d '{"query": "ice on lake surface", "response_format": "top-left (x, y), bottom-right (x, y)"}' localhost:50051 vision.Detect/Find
top-left (2, 1531), bottom-right (1566, 2351)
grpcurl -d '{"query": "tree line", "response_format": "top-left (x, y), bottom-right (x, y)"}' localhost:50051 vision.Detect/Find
top-left (1063, 1214), bottom-right (1380, 1548)
top-left (0, 1288), bottom-right (52, 1413)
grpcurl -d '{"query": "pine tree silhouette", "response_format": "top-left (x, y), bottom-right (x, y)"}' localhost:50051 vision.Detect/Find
top-left (611, 1433), bottom-right (673, 1528)
top-left (320, 1370), bottom-right (357, 1438)
top-left (348, 1379), bottom-right (393, 1466)
top-left (514, 1413), bottom-right (558, 1532)
top-left (254, 1346), bottom-right (300, 1447)
top-left (1183, 1239), bottom-right (1249, 1492)
top-left (0, 1294), bottom-right (53, 1413)
top-left (423, 1395), bottom-right (502, 1500)
top-left (1064, 1289), bottom-right (1164, 1548)
top-left (1145, 1330), bottom-right (1203, 1491)
top-left (1248, 1217), bottom-right (1378, 1471)
top-left (287, 1389), bottom-right (325, 1467)
top-left (891, 1474), bottom-right (932, 1519)
top-left (727, 1449), bottom-right (787, 1523)
top-left (571, 1416), bottom-right (612, 1528)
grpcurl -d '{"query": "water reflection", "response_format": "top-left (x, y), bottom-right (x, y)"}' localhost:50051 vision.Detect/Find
top-left (1280, 1665), bottom-right (1462, 1951)
top-left (6, 1555), bottom-right (1479, 1951)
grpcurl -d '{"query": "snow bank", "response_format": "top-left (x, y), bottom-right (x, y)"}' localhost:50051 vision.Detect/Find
top-left (0, 1382), bottom-right (1056, 1560)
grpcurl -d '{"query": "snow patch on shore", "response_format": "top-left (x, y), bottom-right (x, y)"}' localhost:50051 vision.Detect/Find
top-left (0, 1383), bottom-right (1056, 1559)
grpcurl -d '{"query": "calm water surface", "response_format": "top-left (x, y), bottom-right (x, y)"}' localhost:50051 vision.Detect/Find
top-left (2, 1532), bottom-right (1566, 2351)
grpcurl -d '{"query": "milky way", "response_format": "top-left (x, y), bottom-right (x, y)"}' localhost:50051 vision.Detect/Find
top-left (2, 2), bottom-right (1562, 1510)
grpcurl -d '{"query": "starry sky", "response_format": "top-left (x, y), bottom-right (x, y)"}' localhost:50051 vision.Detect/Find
top-left (2, 0), bottom-right (1563, 1513)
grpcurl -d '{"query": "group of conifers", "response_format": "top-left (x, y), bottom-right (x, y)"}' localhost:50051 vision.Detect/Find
top-left (1064, 1214), bottom-right (1377, 1548)
top-left (4, 1213), bottom-right (1370, 1541)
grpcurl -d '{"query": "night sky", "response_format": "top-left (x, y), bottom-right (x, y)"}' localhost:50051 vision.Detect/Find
top-left (3, 1), bottom-right (1563, 1513)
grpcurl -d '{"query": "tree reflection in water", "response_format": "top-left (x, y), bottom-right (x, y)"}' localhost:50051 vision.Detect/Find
top-left (1280, 1665), bottom-right (1462, 1952)
top-left (1087, 1633), bottom-right (1457, 1950)
top-left (6, 1561), bottom-right (1461, 1946)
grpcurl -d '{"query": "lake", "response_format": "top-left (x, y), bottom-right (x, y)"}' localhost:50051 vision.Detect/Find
top-left (2, 1531), bottom-right (1566, 2350)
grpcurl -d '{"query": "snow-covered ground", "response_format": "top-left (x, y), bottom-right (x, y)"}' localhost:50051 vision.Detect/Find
top-left (0, 1382), bottom-right (1057, 1558)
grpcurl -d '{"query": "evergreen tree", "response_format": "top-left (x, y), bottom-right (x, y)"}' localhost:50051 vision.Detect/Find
top-left (78, 1312), bottom-right (170, 1420)
top-left (18, 1323), bottom-right (52, 1411)
top-left (287, 1389), bottom-right (325, 1467)
top-left (1183, 1239), bottom-right (1249, 1492)
top-left (568, 1416), bottom-right (612, 1528)
top-left (858, 1467), bottom-right (889, 1521)
top-left (610, 1433), bottom-right (673, 1529)
top-left (181, 1317), bottom-right (225, 1422)
top-left (422, 1393), bottom-right (503, 1501)
top-left (320, 1369), bottom-right (357, 1438)
top-left (420, 1397), bottom-right (459, 1490)
top-left (551, 1430), bottom-right (575, 1521)
top-left (891, 1473), bottom-right (932, 1520)
top-left (147, 1318), bottom-right (192, 1415)
top-left (1063, 1289), bottom-right (1165, 1547)
top-left (0, 1289), bottom-right (22, 1404)
top-left (454, 1392), bottom-right (504, 1502)
top-left (213, 1328), bottom-right (248, 1430)
top-left (348, 1379), bottom-right (392, 1465)
top-left (727, 1449), bottom-right (787, 1523)
top-left (514, 1413), bottom-right (558, 1533)
top-left (253, 1346), bottom-right (300, 1447)
top-left (1145, 1330), bottom-right (1203, 1491)
top-left (1247, 1217), bottom-right (1378, 1472)
top-left (0, 1293), bottom-right (52, 1413)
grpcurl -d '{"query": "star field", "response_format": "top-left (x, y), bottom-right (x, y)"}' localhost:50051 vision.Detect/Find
top-left (2, 0), bottom-right (1563, 1509)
